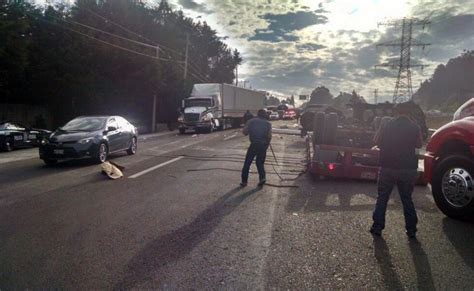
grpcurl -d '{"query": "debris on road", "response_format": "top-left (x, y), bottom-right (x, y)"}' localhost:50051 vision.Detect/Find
top-left (101, 161), bottom-right (124, 180)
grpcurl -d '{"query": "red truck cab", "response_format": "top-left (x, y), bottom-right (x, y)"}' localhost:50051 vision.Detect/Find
top-left (424, 98), bottom-right (474, 219)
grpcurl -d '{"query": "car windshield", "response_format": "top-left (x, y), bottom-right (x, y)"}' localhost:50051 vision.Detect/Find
top-left (61, 117), bottom-right (107, 131)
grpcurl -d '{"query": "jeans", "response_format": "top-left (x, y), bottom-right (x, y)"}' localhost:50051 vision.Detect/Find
top-left (241, 142), bottom-right (268, 183)
top-left (372, 168), bottom-right (418, 233)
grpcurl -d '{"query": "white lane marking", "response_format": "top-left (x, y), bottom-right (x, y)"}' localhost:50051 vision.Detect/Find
top-left (129, 156), bottom-right (184, 179)
top-left (223, 133), bottom-right (239, 141)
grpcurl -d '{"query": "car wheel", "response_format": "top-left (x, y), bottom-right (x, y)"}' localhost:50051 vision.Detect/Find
top-left (94, 143), bottom-right (108, 164)
top-left (432, 154), bottom-right (474, 220)
top-left (127, 137), bottom-right (137, 155)
top-left (179, 128), bottom-right (186, 134)
top-left (3, 138), bottom-right (13, 152)
top-left (43, 159), bottom-right (58, 166)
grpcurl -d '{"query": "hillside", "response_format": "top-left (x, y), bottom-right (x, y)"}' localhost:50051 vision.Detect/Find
top-left (414, 50), bottom-right (474, 112)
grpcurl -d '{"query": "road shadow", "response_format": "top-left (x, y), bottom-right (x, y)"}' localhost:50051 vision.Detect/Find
top-left (287, 176), bottom-right (437, 214)
top-left (442, 217), bottom-right (474, 271)
top-left (372, 236), bottom-right (404, 290)
top-left (408, 239), bottom-right (435, 290)
top-left (113, 186), bottom-right (261, 289)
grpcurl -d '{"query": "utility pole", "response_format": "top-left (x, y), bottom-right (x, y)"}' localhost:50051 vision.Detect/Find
top-left (151, 45), bottom-right (160, 133)
top-left (243, 80), bottom-right (249, 88)
top-left (235, 65), bottom-right (238, 86)
top-left (183, 33), bottom-right (189, 79)
top-left (373, 89), bottom-right (378, 104)
top-left (375, 17), bottom-right (430, 103)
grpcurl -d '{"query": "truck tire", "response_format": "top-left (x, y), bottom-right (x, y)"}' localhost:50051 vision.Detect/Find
top-left (432, 154), bottom-right (474, 220)
top-left (323, 113), bottom-right (338, 145)
top-left (312, 112), bottom-right (325, 145)
top-left (231, 118), bottom-right (241, 128)
top-left (179, 128), bottom-right (186, 134)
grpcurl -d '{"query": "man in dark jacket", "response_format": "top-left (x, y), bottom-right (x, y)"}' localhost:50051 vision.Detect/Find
top-left (241, 109), bottom-right (272, 187)
top-left (370, 102), bottom-right (423, 239)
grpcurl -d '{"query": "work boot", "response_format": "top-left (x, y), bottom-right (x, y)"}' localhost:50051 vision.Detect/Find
top-left (369, 227), bottom-right (382, 236)
top-left (240, 181), bottom-right (247, 187)
top-left (258, 179), bottom-right (266, 187)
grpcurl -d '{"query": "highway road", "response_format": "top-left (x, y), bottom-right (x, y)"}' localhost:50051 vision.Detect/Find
top-left (1, 121), bottom-right (473, 289)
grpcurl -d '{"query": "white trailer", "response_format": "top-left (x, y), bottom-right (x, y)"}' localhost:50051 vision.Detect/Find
top-left (178, 83), bottom-right (266, 134)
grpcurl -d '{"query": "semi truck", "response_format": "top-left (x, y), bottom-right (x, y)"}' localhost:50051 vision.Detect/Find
top-left (178, 83), bottom-right (266, 134)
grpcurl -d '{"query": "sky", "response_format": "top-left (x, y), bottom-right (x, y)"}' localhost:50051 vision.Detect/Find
top-left (166, 0), bottom-right (474, 102)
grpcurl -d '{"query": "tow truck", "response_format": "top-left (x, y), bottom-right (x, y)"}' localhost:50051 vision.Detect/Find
top-left (424, 98), bottom-right (474, 219)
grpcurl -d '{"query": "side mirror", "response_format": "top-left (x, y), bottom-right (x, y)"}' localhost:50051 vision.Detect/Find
top-left (107, 126), bottom-right (117, 132)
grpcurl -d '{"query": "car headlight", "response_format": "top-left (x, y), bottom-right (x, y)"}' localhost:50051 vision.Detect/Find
top-left (178, 115), bottom-right (184, 122)
top-left (78, 137), bottom-right (94, 144)
top-left (41, 139), bottom-right (49, 145)
top-left (201, 114), bottom-right (212, 122)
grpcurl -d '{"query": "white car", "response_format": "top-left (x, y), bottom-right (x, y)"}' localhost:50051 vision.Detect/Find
top-left (270, 112), bottom-right (280, 120)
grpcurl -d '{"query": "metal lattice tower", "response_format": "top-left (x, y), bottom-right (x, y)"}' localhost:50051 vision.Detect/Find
top-left (375, 17), bottom-right (430, 103)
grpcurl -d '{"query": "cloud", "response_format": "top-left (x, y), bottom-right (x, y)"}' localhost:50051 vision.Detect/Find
top-left (249, 10), bottom-right (328, 42)
top-left (178, 0), bottom-right (212, 14)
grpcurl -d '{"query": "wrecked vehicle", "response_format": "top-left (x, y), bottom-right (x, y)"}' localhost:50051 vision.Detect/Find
top-left (305, 101), bottom-right (428, 183)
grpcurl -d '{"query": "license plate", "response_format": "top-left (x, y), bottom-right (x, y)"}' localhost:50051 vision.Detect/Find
top-left (361, 171), bottom-right (377, 180)
top-left (28, 134), bottom-right (37, 139)
top-left (54, 149), bottom-right (64, 155)
top-left (14, 135), bottom-right (23, 141)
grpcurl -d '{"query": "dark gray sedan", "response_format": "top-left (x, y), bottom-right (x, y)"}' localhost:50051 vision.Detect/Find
top-left (39, 116), bottom-right (138, 165)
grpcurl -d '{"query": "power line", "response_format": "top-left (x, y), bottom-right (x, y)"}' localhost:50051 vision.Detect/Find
top-left (78, 7), bottom-right (211, 82)
top-left (375, 17), bottom-right (431, 103)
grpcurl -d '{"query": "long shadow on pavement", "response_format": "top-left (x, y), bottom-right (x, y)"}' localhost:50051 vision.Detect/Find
top-left (442, 217), bottom-right (474, 271)
top-left (373, 236), bottom-right (404, 290)
top-left (113, 186), bottom-right (261, 289)
top-left (408, 239), bottom-right (435, 291)
top-left (287, 178), bottom-right (437, 214)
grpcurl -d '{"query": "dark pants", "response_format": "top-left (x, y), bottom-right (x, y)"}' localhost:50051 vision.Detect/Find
top-left (372, 168), bottom-right (418, 233)
top-left (241, 142), bottom-right (268, 183)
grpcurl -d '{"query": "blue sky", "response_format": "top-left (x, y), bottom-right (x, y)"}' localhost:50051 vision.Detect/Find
top-left (169, 0), bottom-right (474, 102)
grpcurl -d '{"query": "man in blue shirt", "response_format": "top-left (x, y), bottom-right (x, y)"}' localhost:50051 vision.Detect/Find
top-left (371, 102), bottom-right (423, 239)
top-left (241, 109), bottom-right (272, 187)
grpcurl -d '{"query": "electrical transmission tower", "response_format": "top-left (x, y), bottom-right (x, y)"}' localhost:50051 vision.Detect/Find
top-left (375, 17), bottom-right (430, 103)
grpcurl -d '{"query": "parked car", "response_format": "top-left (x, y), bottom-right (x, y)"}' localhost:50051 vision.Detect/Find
top-left (39, 116), bottom-right (138, 165)
top-left (0, 121), bottom-right (51, 152)
top-left (283, 110), bottom-right (297, 120)
top-left (269, 111), bottom-right (280, 120)
top-left (424, 98), bottom-right (474, 219)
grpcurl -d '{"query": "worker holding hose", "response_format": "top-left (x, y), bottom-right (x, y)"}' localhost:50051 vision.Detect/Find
top-left (241, 109), bottom-right (272, 187)
top-left (370, 102), bottom-right (423, 239)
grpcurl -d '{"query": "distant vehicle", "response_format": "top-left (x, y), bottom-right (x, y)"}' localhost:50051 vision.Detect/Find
top-left (39, 116), bottom-right (137, 165)
top-left (270, 112), bottom-right (280, 120)
top-left (424, 98), bottom-right (474, 219)
top-left (283, 110), bottom-right (297, 120)
top-left (178, 83), bottom-right (266, 134)
top-left (0, 121), bottom-right (51, 152)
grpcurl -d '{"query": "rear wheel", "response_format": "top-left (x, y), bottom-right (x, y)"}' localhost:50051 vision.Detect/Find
top-left (127, 137), bottom-right (137, 155)
top-left (94, 143), bottom-right (108, 164)
top-left (322, 113), bottom-right (338, 145)
top-left (432, 154), bottom-right (474, 220)
top-left (312, 112), bottom-right (325, 145)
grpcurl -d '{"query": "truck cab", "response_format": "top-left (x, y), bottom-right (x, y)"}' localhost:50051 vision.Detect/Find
top-left (424, 98), bottom-right (474, 219)
top-left (178, 96), bottom-right (220, 134)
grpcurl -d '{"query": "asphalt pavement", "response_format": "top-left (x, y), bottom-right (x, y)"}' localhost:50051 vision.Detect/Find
top-left (1, 120), bottom-right (473, 289)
